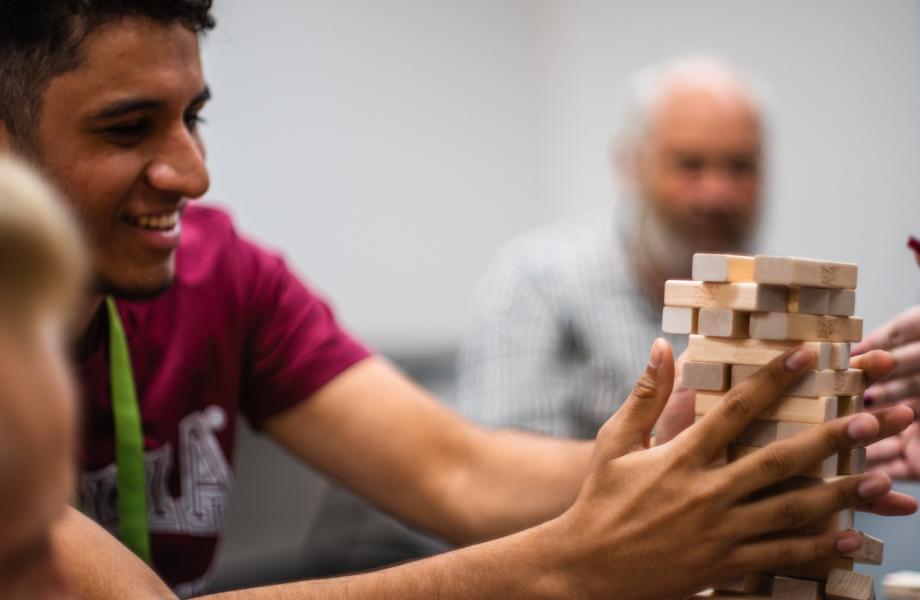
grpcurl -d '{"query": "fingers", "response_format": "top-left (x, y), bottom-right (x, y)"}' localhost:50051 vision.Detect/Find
top-left (865, 374), bottom-right (920, 406)
top-left (729, 473), bottom-right (890, 538)
top-left (724, 413), bottom-right (880, 499)
top-left (853, 305), bottom-right (920, 355)
top-left (728, 530), bottom-right (863, 576)
top-left (867, 436), bottom-right (905, 466)
top-left (848, 349), bottom-right (894, 386)
top-left (858, 489), bottom-right (918, 515)
top-left (598, 338), bottom-right (674, 457)
top-left (885, 341), bottom-right (920, 379)
top-left (685, 346), bottom-right (815, 460)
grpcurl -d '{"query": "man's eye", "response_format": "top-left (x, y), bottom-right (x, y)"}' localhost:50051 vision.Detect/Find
top-left (103, 120), bottom-right (150, 143)
top-left (184, 112), bottom-right (206, 132)
top-left (675, 156), bottom-right (704, 174)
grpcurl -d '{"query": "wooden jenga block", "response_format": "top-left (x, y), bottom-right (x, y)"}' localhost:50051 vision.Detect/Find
top-left (788, 287), bottom-right (831, 315)
top-left (838, 447), bottom-right (867, 475)
top-left (772, 575), bottom-right (821, 599)
top-left (736, 420), bottom-right (813, 446)
top-left (732, 366), bottom-right (864, 398)
top-left (826, 567), bottom-right (874, 599)
top-left (844, 532), bottom-right (883, 565)
top-left (728, 445), bottom-right (837, 478)
top-left (749, 312), bottom-right (863, 343)
top-left (688, 335), bottom-right (833, 369)
top-left (696, 392), bottom-right (838, 424)
top-left (662, 306), bottom-right (698, 334)
top-left (831, 342), bottom-right (851, 370)
top-left (692, 253), bottom-right (755, 282)
top-left (683, 361), bottom-right (730, 391)
top-left (715, 572), bottom-right (772, 595)
top-left (837, 395), bottom-right (864, 417)
top-left (883, 571), bottom-right (920, 599)
top-left (664, 280), bottom-right (788, 312)
top-left (770, 557), bottom-right (854, 582)
top-left (829, 288), bottom-right (857, 316)
top-left (754, 256), bottom-right (858, 289)
top-left (698, 308), bottom-right (750, 337)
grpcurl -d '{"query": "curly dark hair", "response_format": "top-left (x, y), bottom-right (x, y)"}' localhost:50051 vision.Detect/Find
top-left (0, 1), bottom-right (215, 152)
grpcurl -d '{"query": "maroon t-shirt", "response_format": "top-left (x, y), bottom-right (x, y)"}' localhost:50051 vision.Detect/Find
top-left (76, 205), bottom-right (371, 596)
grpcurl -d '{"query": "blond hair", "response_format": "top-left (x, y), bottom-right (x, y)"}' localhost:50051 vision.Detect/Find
top-left (0, 157), bottom-right (86, 320)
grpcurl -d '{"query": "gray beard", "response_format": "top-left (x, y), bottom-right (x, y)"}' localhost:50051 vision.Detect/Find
top-left (614, 190), bottom-right (757, 281)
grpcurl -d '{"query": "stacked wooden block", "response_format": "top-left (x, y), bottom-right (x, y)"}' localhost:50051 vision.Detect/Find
top-left (667, 254), bottom-right (882, 600)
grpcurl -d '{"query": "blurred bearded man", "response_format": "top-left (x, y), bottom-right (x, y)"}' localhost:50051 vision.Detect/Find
top-left (455, 57), bottom-right (764, 438)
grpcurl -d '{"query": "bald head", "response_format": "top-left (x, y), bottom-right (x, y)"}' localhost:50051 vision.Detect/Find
top-left (617, 58), bottom-right (764, 272)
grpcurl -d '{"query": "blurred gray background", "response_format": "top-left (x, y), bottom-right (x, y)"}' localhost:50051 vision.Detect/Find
top-left (197, 0), bottom-right (920, 594)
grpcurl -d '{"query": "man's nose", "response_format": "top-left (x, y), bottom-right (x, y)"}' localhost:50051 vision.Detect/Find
top-left (145, 126), bottom-right (210, 200)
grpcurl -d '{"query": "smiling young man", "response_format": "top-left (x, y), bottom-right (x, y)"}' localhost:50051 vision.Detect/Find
top-left (1, 2), bottom-right (918, 599)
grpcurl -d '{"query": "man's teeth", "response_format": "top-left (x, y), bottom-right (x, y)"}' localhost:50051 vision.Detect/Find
top-left (132, 213), bottom-right (179, 231)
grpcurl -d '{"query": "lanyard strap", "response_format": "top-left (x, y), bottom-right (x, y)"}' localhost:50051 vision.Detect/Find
top-left (106, 297), bottom-right (152, 564)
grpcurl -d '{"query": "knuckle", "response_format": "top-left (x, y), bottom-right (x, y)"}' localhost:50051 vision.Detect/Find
top-left (777, 497), bottom-right (804, 527)
top-left (775, 543), bottom-right (797, 570)
top-left (759, 445), bottom-right (795, 478)
top-left (631, 372), bottom-right (657, 401)
top-left (722, 390), bottom-right (756, 420)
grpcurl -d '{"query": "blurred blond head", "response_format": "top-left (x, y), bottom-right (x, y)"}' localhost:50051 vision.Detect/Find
top-left (0, 157), bottom-right (85, 599)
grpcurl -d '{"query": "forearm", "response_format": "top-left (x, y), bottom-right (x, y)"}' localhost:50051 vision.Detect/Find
top-left (53, 507), bottom-right (177, 600)
top-left (443, 426), bottom-right (592, 542)
top-left (198, 522), bottom-right (563, 600)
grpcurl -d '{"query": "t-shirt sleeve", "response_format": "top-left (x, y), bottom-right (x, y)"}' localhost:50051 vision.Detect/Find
top-left (236, 237), bottom-right (372, 427)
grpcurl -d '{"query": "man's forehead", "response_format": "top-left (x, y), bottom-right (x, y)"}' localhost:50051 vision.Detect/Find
top-left (46, 18), bottom-right (204, 113)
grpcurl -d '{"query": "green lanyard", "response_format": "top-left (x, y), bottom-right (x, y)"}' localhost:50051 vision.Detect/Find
top-left (106, 297), bottom-right (152, 564)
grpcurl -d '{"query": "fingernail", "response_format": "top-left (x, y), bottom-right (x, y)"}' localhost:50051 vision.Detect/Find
top-left (836, 531), bottom-right (863, 554)
top-left (847, 414), bottom-right (876, 442)
top-left (649, 338), bottom-right (664, 370)
top-left (863, 389), bottom-right (875, 405)
top-left (784, 347), bottom-right (814, 371)
top-left (857, 474), bottom-right (887, 499)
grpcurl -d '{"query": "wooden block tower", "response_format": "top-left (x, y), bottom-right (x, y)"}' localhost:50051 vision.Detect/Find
top-left (668, 254), bottom-right (881, 600)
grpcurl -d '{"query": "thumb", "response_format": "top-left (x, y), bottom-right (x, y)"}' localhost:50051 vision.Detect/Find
top-left (599, 338), bottom-right (674, 457)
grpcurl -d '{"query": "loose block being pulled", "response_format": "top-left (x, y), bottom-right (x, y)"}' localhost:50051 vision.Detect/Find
top-left (662, 306), bottom-right (698, 334)
top-left (664, 280), bottom-right (787, 312)
top-left (831, 342), bottom-right (852, 370)
top-left (837, 395), bottom-right (864, 417)
top-left (687, 335), bottom-right (832, 369)
top-left (749, 312), bottom-right (863, 343)
top-left (844, 532), bottom-right (883, 565)
top-left (698, 308), bottom-right (750, 338)
top-left (826, 567), bottom-right (875, 599)
top-left (696, 392), bottom-right (838, 424)
top-left (754, 256), bottom-right (858, 289)
top-left (692, 253), bottom-right (755, 282)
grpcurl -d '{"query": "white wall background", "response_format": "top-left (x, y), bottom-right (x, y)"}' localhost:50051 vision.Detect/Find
top-left (203, 0), bottom-right (920, 350)
top-left (200, 0), bottom-right (920, 591)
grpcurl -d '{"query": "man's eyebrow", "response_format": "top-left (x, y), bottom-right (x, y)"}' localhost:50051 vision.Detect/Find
top-left (89, 86), bottom-right (211, 120)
